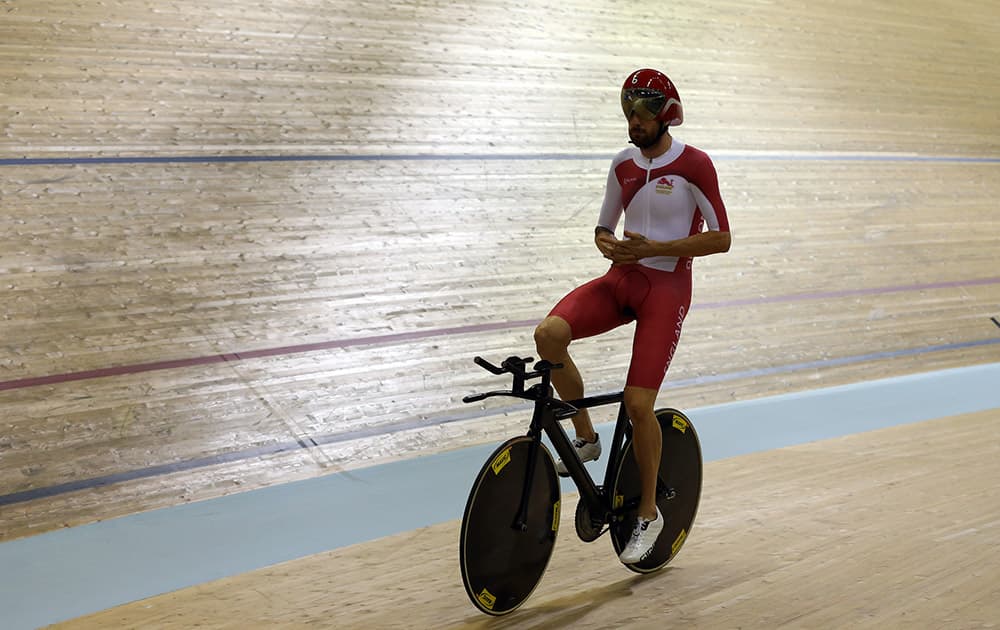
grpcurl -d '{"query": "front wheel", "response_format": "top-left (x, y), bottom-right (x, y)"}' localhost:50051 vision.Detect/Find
top-left (459, 436), bottom-right (561, 615)
top-left (610, 408), bottom-right (702, 573)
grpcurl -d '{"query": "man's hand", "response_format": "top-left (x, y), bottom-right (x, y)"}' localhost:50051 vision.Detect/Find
top-left (595, 230), bottom-right (640, 264)
top-left (615, 230), bottom-right (659, 261)
top-left (595, 230), bottom-right (617, 259)
top-left (594, 230), bottom-right (649, 265)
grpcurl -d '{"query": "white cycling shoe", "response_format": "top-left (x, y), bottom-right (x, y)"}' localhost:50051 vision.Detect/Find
top-left (554, 434), bottom-right (601, 477)
top-left (618, 508), bottom-right (663, 564)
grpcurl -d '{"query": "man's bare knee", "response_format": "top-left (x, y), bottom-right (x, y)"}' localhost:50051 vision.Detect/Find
top-left (534, 317), bottom-right (572, 358)
top-left (624, 387), bottom-right (658, 423)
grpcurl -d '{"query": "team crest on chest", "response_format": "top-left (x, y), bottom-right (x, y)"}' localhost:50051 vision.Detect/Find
top-left (655, 177), bottom-right (675, 194)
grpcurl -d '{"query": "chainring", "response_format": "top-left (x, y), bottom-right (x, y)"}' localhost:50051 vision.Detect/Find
top-left (574, 498), bottom-right (607, 542)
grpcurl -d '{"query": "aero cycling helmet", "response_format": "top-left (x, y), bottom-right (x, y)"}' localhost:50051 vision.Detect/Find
top-left (621, 68), bottom-right (683, 127)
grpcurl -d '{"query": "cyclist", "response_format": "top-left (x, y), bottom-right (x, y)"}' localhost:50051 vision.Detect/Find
top-left (534, 68), bottom-right (731, 564)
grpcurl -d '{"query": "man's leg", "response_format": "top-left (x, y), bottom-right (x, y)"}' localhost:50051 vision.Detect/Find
top-left (533, 315), bottom-right (596, 441)
top-left (617, 384), bottom-right (664, 563)
top-left (624, 385), bottom-right (661, 521)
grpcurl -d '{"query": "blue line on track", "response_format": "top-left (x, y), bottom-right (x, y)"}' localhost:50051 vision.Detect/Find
top-left (1, 336), bottom-right (998, 508)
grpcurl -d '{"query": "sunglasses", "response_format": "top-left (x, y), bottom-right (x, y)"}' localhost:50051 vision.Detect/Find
top-left (621, 88), bottom-right (666, 120)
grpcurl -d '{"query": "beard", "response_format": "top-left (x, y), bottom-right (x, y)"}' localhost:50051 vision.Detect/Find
top-left (628, 126), bottom-right (660, 149)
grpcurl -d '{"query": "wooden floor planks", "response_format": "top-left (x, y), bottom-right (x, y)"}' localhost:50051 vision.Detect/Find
top-left (55, 409), bottom-right (1000, 628)
top-left (1, 0), bottom-right (999, 625)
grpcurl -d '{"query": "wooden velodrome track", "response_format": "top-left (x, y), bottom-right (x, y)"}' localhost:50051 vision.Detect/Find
top-left (1, 0), bottom-right (999, 627)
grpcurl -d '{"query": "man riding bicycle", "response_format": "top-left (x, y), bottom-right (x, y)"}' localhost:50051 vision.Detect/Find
top-left (534, 68), bottom-right (731, 564)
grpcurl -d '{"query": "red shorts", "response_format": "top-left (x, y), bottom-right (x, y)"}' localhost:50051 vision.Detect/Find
top-left (548, 263), bottom-right (692, 390)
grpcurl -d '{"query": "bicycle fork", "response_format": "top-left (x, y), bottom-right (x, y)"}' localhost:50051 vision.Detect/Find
top-left (511, 377), bottom-right (560, 534)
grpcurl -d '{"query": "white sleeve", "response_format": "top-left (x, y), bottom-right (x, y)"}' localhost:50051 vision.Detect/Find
top-left (690, 183), bottom-right (722, 231)
top-left (597, 163), bottom-right (623, 232)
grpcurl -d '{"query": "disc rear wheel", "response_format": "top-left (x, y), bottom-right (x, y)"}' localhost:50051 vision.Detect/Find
top-left (610, 408), bottom-right (702, 573)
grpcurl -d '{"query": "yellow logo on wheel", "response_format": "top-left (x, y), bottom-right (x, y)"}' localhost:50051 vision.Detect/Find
top-left (672, 415), bottom-right (688, 433)
top-left (552, 500), bottom-right (560, 531)
top-left (491, 448), bottom-right (511, 475)
top-left (672, 528), bottom-right (688, 555)
top-left (477, 587), bottom-right (497, 610)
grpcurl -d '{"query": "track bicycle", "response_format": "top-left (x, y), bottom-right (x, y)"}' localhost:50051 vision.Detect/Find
top-left (458, 355), bottom-right (702, 615)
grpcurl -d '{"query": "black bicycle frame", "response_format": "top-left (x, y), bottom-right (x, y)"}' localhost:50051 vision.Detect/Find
top-left (515, 389), bottom-right (633, 530)
top-left (465, 356), bottom-right (637, 533)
